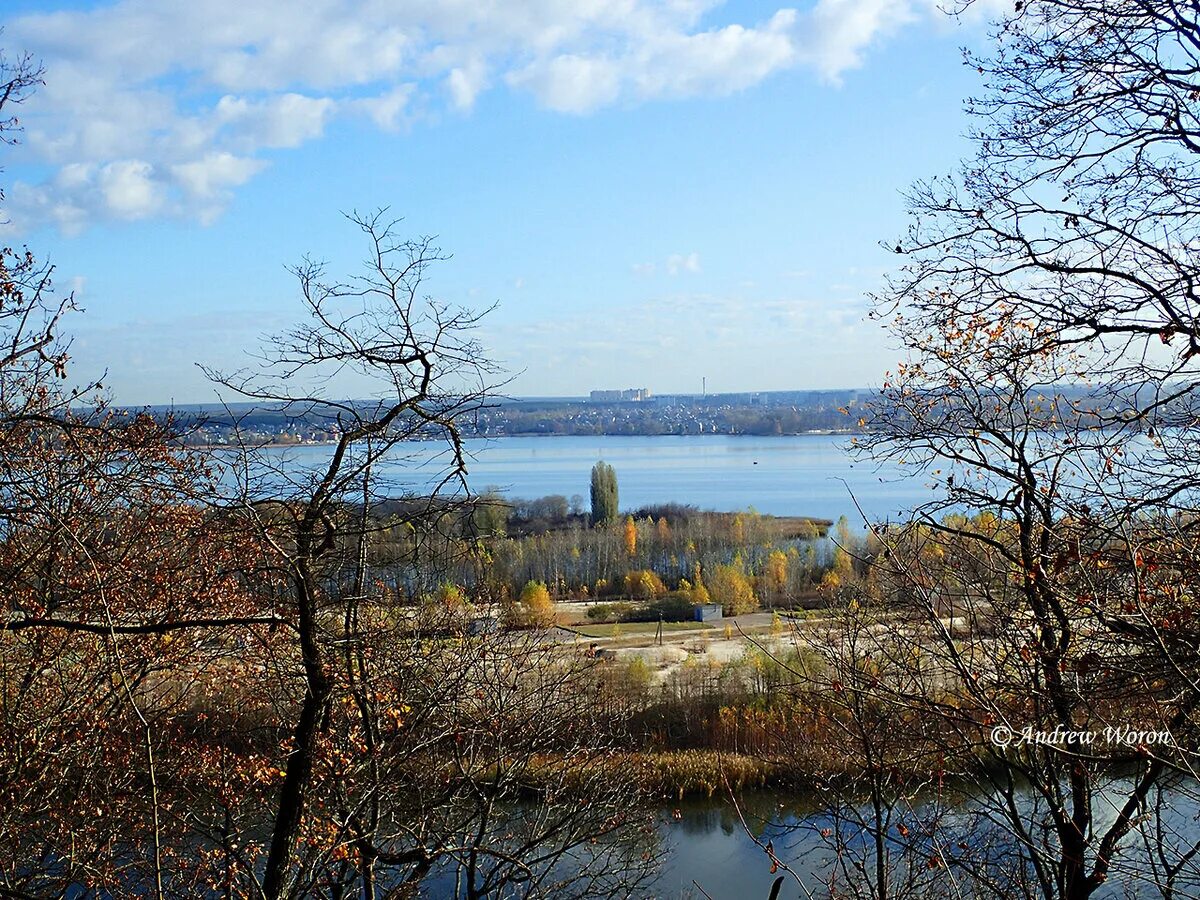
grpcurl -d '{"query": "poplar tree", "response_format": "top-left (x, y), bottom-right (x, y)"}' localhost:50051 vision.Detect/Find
top-left (589, 461), bottom-right (618, 526)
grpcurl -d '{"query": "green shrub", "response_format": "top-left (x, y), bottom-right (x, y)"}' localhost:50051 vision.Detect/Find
top-left (645, 591), bottom-right (694, 622)
top-left (586, 601), bottom-right (635, 623)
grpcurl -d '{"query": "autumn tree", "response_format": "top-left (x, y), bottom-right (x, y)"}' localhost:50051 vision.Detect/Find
top-left (514, 578), bottom-right (556, 627)
top-left (0, 51), bottom-right (74, 416)
top-left (429, 581), bottom-right (470, 626)
top-left (655, 515), bottom-right (671, 546)
top-left (730, 513), bottom-right (745, 544)
top-left (708, 561), bottom-right (757, 616)
top-left (764, 549), bottom-right (788, 607)
top-left (834, 1), bottom-right (1200, 893)
top-left (0, 50), bottom-right (288, 897)
top-left (0, 49), bottom-right (655, 897)
top-left (689, 562), bottom-right (712, 607)
top-left (202, 212), bottom-right (656, 900)
top-left (622, 569), bottom-right (666, 601)
top-left (207, 210), bottom-right (498, 898)
top-left (590, 461), bottom-right (618, 526)
top-left (622, 515), bottom-right (637, 556)
top-left (888, 0), bottom-right (1200, 497)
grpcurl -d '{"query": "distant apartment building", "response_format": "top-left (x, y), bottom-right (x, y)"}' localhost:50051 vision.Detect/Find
top-left (589, 387), bottom-right (652, 403)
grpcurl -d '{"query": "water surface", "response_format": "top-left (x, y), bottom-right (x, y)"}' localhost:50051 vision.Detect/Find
top-left (257, 434), bottom-right (932, 523)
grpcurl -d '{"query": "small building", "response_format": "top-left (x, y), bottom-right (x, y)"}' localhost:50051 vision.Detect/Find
top-left (693, 604), bottom-right (723, 622)
top-left (589, 387), bottom-right (652, 403)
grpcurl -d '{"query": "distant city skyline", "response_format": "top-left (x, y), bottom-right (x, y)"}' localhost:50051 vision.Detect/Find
top-left (1, 0), bottom-right (1004, 404)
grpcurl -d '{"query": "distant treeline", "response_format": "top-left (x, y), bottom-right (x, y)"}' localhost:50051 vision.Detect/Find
top-left (126, 383), bottom-right (1178, 445)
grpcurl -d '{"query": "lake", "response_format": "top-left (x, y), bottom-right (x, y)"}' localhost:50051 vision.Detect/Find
top-left (254, 434), bottom-right (934, 524)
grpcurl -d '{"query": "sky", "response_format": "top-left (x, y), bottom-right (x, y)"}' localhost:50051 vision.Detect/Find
top-left (0, 0), bottom-right (1003, 405)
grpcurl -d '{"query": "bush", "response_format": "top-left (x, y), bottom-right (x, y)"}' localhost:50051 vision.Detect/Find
top-left (503, 580), bottom-right (556, 628)
top-left (645, 591), bottom-right (694, 622)
top-left (419, 582), bottom-right (473, 629)
top-left (586, 602), bottom-right (635, 623)
top-left (432, 582), bottom-right (468, 611)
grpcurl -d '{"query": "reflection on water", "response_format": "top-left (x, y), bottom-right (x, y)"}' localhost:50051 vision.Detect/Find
top-left (654, 794), bottom-right (837, 899)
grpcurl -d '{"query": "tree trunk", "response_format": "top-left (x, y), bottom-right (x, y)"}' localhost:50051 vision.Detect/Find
top-left (262, 563), bottom-right (331, 900)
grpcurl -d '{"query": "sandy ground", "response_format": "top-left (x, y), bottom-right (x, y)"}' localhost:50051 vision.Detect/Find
top-left (551, 608), bottom-right (811, 680)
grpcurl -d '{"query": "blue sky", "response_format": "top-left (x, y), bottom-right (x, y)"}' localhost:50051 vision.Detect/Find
top-left (0, 0), bottom-right (1001, 405)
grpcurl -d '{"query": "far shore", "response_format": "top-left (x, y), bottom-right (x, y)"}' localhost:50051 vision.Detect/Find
top-left (186, 429), bottom-right (863, 449)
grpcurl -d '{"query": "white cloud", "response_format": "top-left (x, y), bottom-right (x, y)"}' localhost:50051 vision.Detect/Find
top-left (666, 252), bottom-right (701, 275)
top-left (97, 159), bottom-right (162, 220)
top-left (802, 0), bottom-right (916, 83)
top-left (507, 53), bottom-right (623, 114)
top-left (171, 152), bottom-right (266, 200)
top-left (2, 0), bottom-right (945, 232)
top-left (446, 59), bottom-right (488, 112)
top-left (214, 93), bottom-right (337, 149)
top-left (350, 85), bottom-right (416, 131)
top-left (630, 10), bottom-right (801, 99)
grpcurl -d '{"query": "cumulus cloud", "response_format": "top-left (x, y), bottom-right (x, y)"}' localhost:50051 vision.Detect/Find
top-left (508, 53), bottom-right (623, 114)
top-left (1, 0), bottom-right (938, 232)
top-left (171, 153), bottom-right (266, 200)
top-left (802, 0), bottom-right (917, 82)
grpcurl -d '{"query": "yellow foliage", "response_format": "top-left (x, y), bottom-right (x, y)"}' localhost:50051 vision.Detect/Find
top-left (656, 516), bottom-right (671, 544)
top-left (833, 546), bottom-right (854, 579)
top-left (709, 563), bottom-right (757, 616)
top-left (433, 582), bottom-right (467, 611)
top-left (623, 515), bottom-right (638, 555)
top-left (509, 580), bottom-right (555, 628)
top-left (623, 569), bottom-right (667, 600)
top-left (765, 550), bottom-right (788, 594)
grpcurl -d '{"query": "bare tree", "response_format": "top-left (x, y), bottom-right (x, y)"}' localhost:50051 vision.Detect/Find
top-left (205, 210), bottom-right (496, 898)
top-left (843, 310), bottom-right (1200, 900)
top-left (204, 212), bottom-right (655, 899)
top-left (833, 3), bottom-right (1200, 896)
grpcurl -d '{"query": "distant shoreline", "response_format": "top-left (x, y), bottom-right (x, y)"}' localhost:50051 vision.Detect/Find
top-left (189, 430), bottom-right (864, 449)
